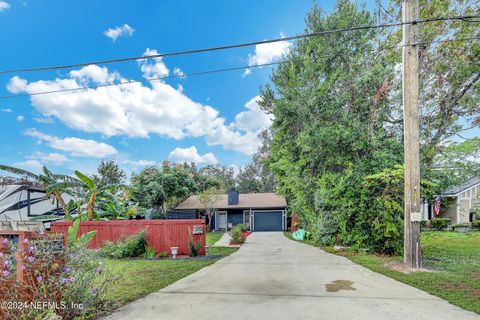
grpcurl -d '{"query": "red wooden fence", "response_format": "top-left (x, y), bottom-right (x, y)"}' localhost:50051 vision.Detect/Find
top-left (51, 220), bottom-right (206, 256)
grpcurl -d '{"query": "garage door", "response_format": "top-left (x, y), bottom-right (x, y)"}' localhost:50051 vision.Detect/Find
top-left (253, 210), bottom-right (283, 231)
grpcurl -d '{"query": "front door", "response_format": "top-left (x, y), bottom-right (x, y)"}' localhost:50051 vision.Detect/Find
top-left (217, 211), bottom-right (227, 230)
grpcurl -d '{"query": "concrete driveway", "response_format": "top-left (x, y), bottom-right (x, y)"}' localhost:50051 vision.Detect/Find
top-left (104, 232), bottom-right (479, 320)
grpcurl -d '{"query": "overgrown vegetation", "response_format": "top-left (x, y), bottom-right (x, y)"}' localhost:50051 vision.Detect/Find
top-left (1, 233), bottom-right (115, 320)
top-left (260, 0), bottom-right (480, 254)
top-left (99, 231), bottom-right (148, 259)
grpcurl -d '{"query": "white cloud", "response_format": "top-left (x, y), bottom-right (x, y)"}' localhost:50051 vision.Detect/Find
top-left (139, 48), bottom-right (169, 79)
top-left (16, 115), bottom-right (24, 122)
top-left (121, 159), bottom-right (156, 167)
top-left (1, 108), bottom-right (12, 112)
top-left (27, 152), bottom-right (70, 166)
top-left (243, 33), bottom-right (291, 77)
top-left (103, 24), bottom-right (134, 41)
top-left (23, 128), bottom-right (117, 158)
top-left (0, 1), bottom-right (10, 12)
top-left (235, 96), bottom-right (271, 131)
top-left (12, 160), bottom-right (42, 172)
top-left (34, 116), bottom-right (54, 124)
top-left (7, 50), bottom-right (272, 156)
top-left (168, 146), bottom-right (218, 165)
top-left (173, 67), bottom-right (185, 78)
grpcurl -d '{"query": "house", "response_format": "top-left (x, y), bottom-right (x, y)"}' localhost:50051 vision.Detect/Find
top-left (175, 190), bottom-right (287, 231)
top-left (427, 176), bottom-right (480, 224)
top-left (0, 184), bottom-right (72, 229)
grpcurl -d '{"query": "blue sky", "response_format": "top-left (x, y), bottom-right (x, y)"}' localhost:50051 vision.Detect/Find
top-left (0, 0), bottom-right (389, 177)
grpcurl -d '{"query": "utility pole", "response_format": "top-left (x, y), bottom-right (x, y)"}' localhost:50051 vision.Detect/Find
top-left (402, 0), bottom-right (422, 268)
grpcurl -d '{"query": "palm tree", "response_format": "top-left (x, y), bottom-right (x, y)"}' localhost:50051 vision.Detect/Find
top-left (0, 164), bottom-right (82, 220)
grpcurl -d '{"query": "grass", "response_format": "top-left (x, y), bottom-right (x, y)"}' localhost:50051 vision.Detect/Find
top-left (285, 231), bottom-right (480, 315)
top-left (103, 245), bottom-right (237, 307)
top-left (206, 231), bottom-right (225, 246)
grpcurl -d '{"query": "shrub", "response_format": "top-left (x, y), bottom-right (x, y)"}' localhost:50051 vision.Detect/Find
top-left (471, 220), bottom-right (480, 230)
top-left (431, 218), bottom-right (451, 230)
top-left (452, 223), bottom-right (470, 230)
top-left (0, 233), bottom-right (115, 320)
top-left (158, 251), bottom-right (169, 258)
top-left (144, 246), bottom-right (156, 259)
top-left (230, 225), bottom-right (246, 244)
top-left (99, 230), bottom-right (147, 259)
top-left (237, 224), bottom-right (248, 232)
top-left (188, 233), bottom-right (202, 257)
top-left (305, 231), bottom-right (312, 240)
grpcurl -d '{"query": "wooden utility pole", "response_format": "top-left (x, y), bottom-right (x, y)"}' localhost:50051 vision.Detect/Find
top-left (402, 0), bottom-right (422, 268)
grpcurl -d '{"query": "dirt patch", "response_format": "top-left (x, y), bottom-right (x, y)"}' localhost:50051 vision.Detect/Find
top-left (441, 282), bottom-right (480, 297)
top-left (325, 280), bottom-right (356, 292)
top-left (384, 261), bottom-right (435, 274)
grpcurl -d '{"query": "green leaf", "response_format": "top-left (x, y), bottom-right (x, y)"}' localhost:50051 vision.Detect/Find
top-left (75, 170), bottom-right (95, 190)
top-left (0, 164), bottom-right (39, 180)
top-left (77, 230), bottom-right (97, 246)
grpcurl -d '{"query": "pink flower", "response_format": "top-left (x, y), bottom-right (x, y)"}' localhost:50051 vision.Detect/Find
top-left (37, 275), bottom-right (43, 282)
top-left (0, 253), bottom-right (3, 257)
top-left (70, 277), bottom-right (76, 283)
top-left (23, 238), bottom-right (29, 244)
top-left (2, 270), bottom-right (9, 277)
top-left (28, 246), bottom-right (34, 254)
top-left (27, 256), bottom-right (35, 263)
top-left (2, 238), bottom-right (8, 244)
top-left (21, 265), bottom-right (27, 270)
top-left (3, 260), bottom-right (9, 268)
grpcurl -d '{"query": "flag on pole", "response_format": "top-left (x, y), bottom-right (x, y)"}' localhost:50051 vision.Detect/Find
top-left (434, 196), bottom-right (441, 216)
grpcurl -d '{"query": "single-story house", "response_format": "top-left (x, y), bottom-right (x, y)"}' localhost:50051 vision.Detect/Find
top-left (175, 190), bottom-right (287, 231)
top-left (425, 176), bottom-right (480, 224)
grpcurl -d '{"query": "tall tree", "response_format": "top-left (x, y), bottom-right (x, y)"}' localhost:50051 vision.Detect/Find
top-left (92, 160), bottom-right (125, 190)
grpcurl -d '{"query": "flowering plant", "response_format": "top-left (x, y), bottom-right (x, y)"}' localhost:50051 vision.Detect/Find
top-left (0, 232), bottom-right (116, 319)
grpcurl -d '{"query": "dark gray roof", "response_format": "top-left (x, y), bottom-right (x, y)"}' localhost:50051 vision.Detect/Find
top-left (176, 193), bottom-right (287, 210)
top-left (443, 176), bottom-right (480, 196)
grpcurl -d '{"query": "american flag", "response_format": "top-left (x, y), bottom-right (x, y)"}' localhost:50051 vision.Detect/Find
top-left (434, 196), bottom-right (441, 216)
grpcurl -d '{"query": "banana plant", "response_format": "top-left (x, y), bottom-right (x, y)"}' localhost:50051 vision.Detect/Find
top-left (0, 164), bottom-right (82, 220)
top-left (68, 218), bottom-right (96, 247)
top-left (74, 170), bottom-right (99, 221)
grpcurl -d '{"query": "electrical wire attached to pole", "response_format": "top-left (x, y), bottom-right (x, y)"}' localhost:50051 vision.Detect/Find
top-left (0, 14), bottom-right (478, 75)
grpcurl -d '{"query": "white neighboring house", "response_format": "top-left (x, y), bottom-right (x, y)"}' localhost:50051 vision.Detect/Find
top-left (425, 177), bottom-right (480, 224)
top-left (0, 184), bottom-right (71, 228)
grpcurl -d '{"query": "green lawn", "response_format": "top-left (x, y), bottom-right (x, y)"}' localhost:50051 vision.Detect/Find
top-left (104, 246), bottom-right (237, 306)
top-left (285, 231), bottom-right (480, 315)
top-left (206, 231), bottom-right (225, 246)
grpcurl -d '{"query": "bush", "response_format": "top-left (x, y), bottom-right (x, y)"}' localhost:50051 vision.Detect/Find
top-left (230, 225), bottom-right (246, 244)
top-left (431, 218), bottom-right (451, 230)
top-left (188, 234), bottom-right (202, 257)
top-left (237, 224), bottom-right (248, 232)
top-left (144, 246), bottom-right (156, 259)
top-left (452, 223), bottom-right (470, 229)
top-left (471, 220), bottom-right (480, 230)
top-left (158, 251), bottom-right (169, 258)
top-left (0, 233), bottom-right (115, 320)
top-left (99, 230), bottom-right (147, 259)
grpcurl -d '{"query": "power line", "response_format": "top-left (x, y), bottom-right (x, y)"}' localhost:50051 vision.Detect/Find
top-left (0, 36), bottom-right (478, 100)
top-left (0, 15), bottom-right (478, 75)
